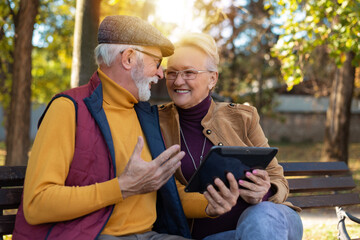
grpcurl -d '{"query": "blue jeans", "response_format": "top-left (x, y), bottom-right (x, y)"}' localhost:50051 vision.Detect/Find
top-left (203, 202), bottom-right (303, 240)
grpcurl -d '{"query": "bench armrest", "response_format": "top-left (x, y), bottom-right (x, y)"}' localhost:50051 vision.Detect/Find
top-left (336, 207), bottom-right (360, 240)
top-left (343, 211), bottom-right (360, 224)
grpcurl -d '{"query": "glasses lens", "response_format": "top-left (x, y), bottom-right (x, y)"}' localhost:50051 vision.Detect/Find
top-left (165, 69), bottom-right (199, 80)
top-left (156, 59), bottom-right (162, 69)
top-left (134, 48), bottom-right (162, 69)
top-left (165, 70), bottom-right (177, 80)
top-left (182, 70), bottom-right (197, 80)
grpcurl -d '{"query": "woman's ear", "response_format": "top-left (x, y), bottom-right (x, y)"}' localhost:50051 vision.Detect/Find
top-left (208, 71), bottom-right (218, 91)
top-left (120, 48), bottom-right (136, 70)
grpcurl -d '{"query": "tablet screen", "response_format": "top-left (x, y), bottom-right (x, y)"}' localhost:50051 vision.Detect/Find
top-left (184, 146), bottom-right (278, 193)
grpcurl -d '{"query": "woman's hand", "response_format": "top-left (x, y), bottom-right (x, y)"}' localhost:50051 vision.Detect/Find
top-left (204, 172), bottom-right (240, 217)
top-left (238, 169), bottom-right (271, 204)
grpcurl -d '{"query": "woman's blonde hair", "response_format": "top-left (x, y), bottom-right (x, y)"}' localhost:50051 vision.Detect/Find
top-left (175, 32), bottom-right (219, 72)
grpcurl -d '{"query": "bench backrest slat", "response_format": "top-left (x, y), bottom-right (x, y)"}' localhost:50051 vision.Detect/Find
top-left (0, 188), bottom-right (23, 210)
top-left (279, 162), bottom-right (350, 176)
top-left (287, 176), bottom-right (356, 193)
top-left (0, 166), bottom-right (26, 187)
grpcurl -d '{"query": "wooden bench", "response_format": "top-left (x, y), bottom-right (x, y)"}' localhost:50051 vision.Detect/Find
top-left (280, 161), bottom-right (360, 240)
top-left (0, 166), bottom-right (26, 238)
top-left (0, 163), bottom-right (359, 239)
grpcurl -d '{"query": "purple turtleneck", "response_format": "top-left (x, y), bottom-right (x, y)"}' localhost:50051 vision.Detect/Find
top-left (177, 95), bottom-right (213, 180)
top-left (177, 95), bottom-right (250, 239)
top-left (177, 95), bottom-right (272, 239)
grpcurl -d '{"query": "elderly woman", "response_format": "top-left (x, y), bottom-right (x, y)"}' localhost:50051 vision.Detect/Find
top-left (158, 33), bottom-right (303, 240)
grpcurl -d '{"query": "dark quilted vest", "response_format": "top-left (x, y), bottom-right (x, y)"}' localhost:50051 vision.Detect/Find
top-left (13, 73), bottom-right (115, 240)
top-left (12, 72), bottom-right (191, 240)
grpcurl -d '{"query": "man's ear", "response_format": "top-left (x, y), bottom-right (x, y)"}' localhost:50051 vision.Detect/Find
top-left (208, 71), bottom-right (218, 90)
top-left (120, 48), bottom-right (136, 70)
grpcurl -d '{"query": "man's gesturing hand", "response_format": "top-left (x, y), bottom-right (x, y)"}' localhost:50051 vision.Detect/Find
top-left (118, 136), bottom-right (184, 199)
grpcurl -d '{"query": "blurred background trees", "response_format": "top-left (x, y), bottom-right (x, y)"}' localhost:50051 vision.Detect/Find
top-left (71, 0), bottom-right (100, 87)
top-left (193, 0), bottom-right (283, 112)
top-left (267, 0), bottom-right (360, 163)
top-left (1, 0), bottom-right (74, 165)
top-left (0, 0), bottom-right (359, 165)
top-left (2, 0), bottom-right (39, 166)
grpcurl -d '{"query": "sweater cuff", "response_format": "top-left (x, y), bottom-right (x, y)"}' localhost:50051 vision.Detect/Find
top-left (262, 186), bottom-right (274, 201)
top-left (98, 178), bottom-right (123, 207)
top-left (182, 193), bottom-right (209, 218)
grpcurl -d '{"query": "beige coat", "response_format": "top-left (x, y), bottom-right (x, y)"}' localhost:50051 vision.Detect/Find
top-left (158, 100), bottom-right (301, 213)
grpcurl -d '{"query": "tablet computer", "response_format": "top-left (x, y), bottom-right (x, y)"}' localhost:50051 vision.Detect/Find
top-left (184, 146), bottom-right (278, 193)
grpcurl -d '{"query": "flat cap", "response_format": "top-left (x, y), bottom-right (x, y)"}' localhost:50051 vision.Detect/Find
top-left (98, 15), bottom-right (174, 57)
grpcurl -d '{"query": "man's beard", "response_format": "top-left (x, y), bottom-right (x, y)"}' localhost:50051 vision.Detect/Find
top-left (131, 58), bottom-right (158, 101)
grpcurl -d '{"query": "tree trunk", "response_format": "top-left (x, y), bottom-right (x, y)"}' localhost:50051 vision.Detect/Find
top-left (5, 0), bottom-right (39, 166)
top-left (71, 0), bottom-right (100, 88)
top-left (322, 52), bottom-right (355, 164)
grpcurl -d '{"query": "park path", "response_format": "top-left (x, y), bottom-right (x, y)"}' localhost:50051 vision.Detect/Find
top-left (300, 206), bottom-right (360, 239)
top-left (300, 206), bottom-right (360, 226)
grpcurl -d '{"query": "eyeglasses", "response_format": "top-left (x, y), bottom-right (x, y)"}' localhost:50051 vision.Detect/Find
top-left (165, 69), bottom-right (213, 81)
top-left (133, 48), bottom-right (162, 69)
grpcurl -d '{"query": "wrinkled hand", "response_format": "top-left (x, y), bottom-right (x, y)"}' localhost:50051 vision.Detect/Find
top-left (118, 136), bottom-right (184, 199)
top-left (238, 169), bottom-right (271, 204)
top-left (204, 172), bottom-right (240, 217)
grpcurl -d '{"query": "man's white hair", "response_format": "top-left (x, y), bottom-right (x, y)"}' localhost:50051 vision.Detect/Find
top-left (94, 44), bottom-right (143, 67)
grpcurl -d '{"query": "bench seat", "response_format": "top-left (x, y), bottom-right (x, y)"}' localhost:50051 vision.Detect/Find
top-left (280, 161), bottom-right (360, 240)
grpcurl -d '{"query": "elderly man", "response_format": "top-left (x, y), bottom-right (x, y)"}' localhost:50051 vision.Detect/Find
top-left (12, 15), bottom-right (191, 240)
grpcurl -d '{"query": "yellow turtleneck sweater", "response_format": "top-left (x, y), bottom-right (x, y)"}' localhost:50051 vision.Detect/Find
top-left (23, 69), bottom-right (155, 235)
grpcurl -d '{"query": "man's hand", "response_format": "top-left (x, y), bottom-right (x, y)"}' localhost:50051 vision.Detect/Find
top-left (118, 136), bottom-right (184, 199)
top-left (204, 172), bottom-right (239, 217)
top-left (238, 169), bottom-right (271, 204)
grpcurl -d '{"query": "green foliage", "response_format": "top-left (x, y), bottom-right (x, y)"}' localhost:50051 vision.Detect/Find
top-left (0, 0), bottom-right (75, 107)
top-left (193, 0), bottom-right (283, 113)
top-left (31, 47), bottom-right (72, 103)
top-left (2, 0), bottom-right (166, 107)
top-left (31, 0), bottom-right (75, 103)
top-left (0, 1), bottom-right (17, 110)
top-left (101, 0), bottom-right (155, 20)
top-left (266, 0), bottom-right (360, 89)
